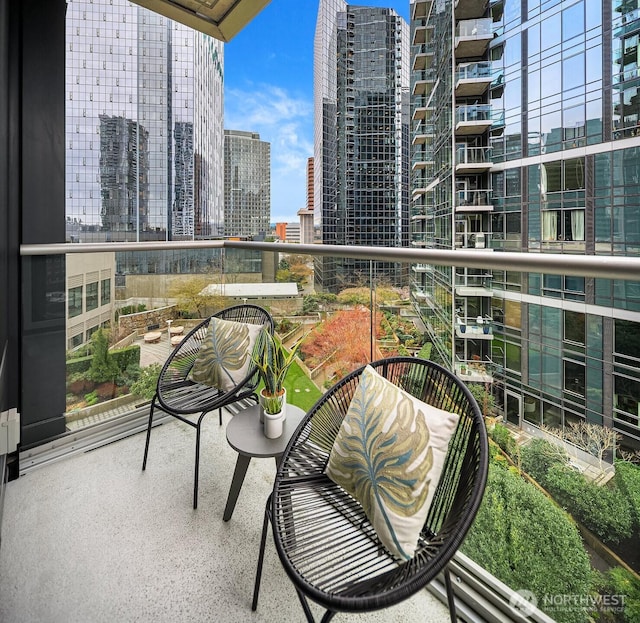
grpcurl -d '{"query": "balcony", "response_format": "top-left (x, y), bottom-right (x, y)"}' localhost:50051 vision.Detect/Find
top-left (412, 69), bottom-right (435, 98)
top-left (454, 19), bottom-right (493, 58)
top-left (4, 240), bottom-right (640, 623)
top-left (455, 104), bottom-right (493, 135)
top-left (455, 145), bottom-right (492, 174)
top-left (454, 0), bottom-right (490, 21)
top-left (455, 188), bottom-right (493, 212)
top-left (455, 230), bottom-right (492, 250)
top-left (411, 0), bottom-right (433, 21)
top-left (0, 405), bottom-right (452, 622)
top-left (456, 315), bottom-right (494, 339)
top-left (412, 24), bottom-right (434, 48)
top-left (455, 62), bottom-right (493, 97)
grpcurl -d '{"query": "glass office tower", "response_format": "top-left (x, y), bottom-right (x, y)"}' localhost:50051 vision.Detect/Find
top-left (223, 130), bottom-right (271, 238)
top-left (314, 1), bottom-right (410, 292)
top-left (65, 0), bottom-right (224, 242)
top-left (411, 0), bottom-right (640, 451)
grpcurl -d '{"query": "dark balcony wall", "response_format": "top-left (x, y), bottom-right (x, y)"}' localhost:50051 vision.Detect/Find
top-left (17, 0), bottom-right (67, 446)
top-left (0, 1), bottom-right (19, 415)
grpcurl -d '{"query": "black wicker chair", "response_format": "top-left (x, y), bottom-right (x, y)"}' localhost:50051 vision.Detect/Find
top-left (142, 304), bottom-right (273, 509)
top-left (252, 356), bottom-right (488, 622)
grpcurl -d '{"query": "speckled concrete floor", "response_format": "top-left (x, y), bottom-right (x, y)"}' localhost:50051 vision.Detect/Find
top-left (0, 409), bottom-right (451, 623)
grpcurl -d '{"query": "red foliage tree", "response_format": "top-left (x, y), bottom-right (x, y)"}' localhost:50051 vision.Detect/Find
top-left (301, 307), bottom-right (383, 373)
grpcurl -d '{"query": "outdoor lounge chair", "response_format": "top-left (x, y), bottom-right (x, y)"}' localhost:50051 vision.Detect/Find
top-left (252, 356), bottom-right (488, 622)
top-left (142, 304), bottom-right (273, 509)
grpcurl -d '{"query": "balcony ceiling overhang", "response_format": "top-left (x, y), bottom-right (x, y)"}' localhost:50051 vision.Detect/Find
top-left (128, 0), bottom-right (271, 42)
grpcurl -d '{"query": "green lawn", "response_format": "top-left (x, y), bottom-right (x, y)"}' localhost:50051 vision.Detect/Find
top-left (283, 361), bottom-right (323, 412)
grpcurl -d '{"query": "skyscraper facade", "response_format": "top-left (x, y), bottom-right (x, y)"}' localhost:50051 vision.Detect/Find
top-left (411, 0), bottom-right (640, 451)
top-left (223, 130), bottom-right (271, 238)
top-left (65, 0), bottom-right (224, 242)
top-left (314, 1), bottom-right (410, 292)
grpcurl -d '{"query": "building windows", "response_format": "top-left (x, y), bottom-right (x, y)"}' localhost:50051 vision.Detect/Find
top-left (86, 281), bottom-right (99, 311)
top-left (564, 310), bottom-right (585, 344)
top-left (564, 359), bottom-right (586, 396)
top-left (68, 285), bottom-right (83, 318)
top-left (541, 208), bottom-right (585, 241)
top-left (101, 278), bottom-right (111, 305)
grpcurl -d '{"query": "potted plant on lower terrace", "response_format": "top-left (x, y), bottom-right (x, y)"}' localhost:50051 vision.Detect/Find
top-left (252, 330), bottom-right (303, 438)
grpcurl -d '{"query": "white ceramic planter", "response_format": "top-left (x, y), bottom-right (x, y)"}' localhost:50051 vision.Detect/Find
top-left (259, 387), bottom-right (287, 434)
top-left (264, 410), bottom-right (285, 438)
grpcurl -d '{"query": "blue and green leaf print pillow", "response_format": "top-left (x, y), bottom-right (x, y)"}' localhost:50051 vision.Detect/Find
top-left (189, 317), bottom-right (262, 392)
top-left (325, 365), bottom-right (460, 560)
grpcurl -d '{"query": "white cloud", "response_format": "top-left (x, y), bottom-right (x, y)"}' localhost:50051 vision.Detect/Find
top-left (225, 83), bottom-right (313, 222)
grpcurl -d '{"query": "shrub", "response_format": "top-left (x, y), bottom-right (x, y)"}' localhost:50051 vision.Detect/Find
top-left (109, 344), bottom-right (141, 373)
top-left (84, 391), bottom-right (99, 406)
top-left (130, 363), bottom-right (162, 401)
top-left (614, 461), bottom-right (640, 533)
top-left (602, 567), bottom-right (640, 623)
top-left (489, 423), bottom-right (518, 459)
top-left (544, 464), bottom-right (633, 546)
top-left (66, 355), bottom-right (93, 376)
top-left (521, 437), bottom-right (570, 482)
top-left (463, 463), bottom-right (592, 623)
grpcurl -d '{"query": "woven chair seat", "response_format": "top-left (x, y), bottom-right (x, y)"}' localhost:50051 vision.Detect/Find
top-left (253, 356), bottom-right (488, 622)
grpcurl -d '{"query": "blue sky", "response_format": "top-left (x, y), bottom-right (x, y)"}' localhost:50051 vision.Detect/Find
top-left (224, 0), bottom-right (410, 223)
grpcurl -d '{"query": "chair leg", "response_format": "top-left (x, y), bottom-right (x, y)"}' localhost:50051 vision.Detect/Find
top-left (219, 407), bottom-right (222, 426)
top-left (193, 423), bottom-right (201, 509)
top-left (296, 590), bottom-right (319, 622)
top-left (444, 566), bottom-right (458, 622)
top-left (142, 401), bottom-right (156, 471)
top-left (252, 495), bottom-right (272, 611)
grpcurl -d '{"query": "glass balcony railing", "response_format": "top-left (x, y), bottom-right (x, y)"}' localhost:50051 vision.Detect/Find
top-left (455, 61), bottom-right (492, 81)
top-left (455, 145), bottom-right (492, 165)
top-left (14, 239), bottom-right (640, 623)
top-left (456, 18), bottom-right (492, 38)
top-left (455, 104), bottom-right (492, 123)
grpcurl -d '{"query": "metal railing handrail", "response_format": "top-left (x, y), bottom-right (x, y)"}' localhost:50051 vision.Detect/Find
top-left (19, 239), bottom-right (640, 281)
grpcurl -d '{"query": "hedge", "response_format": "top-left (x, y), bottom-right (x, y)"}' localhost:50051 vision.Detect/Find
top-left (543, 463), bottom-right (633, 546)
top-left (463, 462), bottom-right (592, 623)
top-left (614, 461), bottom-right (640, 533)
top-left (66, 355), bottom-right (92, 376)
top-left (66, 345), bottom-right (140, 378)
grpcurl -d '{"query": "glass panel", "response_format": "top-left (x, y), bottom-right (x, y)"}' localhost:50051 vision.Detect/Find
top-left (564, 310), bottom-right (585, 344)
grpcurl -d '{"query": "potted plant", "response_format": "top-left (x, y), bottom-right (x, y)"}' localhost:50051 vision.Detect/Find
top-left (252, 330), bottom-right (303, 437)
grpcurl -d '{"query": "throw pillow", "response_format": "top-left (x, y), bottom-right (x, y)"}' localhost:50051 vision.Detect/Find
top-left (325, 364), bottom-right (460, 560)
top-left (189, 317), bottom-right (263, 392)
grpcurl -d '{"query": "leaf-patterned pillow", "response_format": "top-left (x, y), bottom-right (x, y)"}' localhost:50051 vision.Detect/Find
top-left (189, 317), bottom-right (263, 392)
top-left (325, 365), bottom-right (460, 560)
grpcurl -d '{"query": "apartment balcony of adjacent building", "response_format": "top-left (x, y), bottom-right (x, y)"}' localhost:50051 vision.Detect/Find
top-left (455, 227), bottom-right (492, 251)
top-left (455, 61), bottom-right (493, 98)
top-left (455, 187), bottom-right (493, 213)
top-left (454, 18), bottom-right (493, 58)
top-left (455, 314), bottom-right (494, 339)
top-left (455, 144), bottom-right (492, 174)
top-left (455, 0), bottom-right (490, 21)
top-left (455, 269), bottom-right (493, 296)
top-left (413, 121), bottom-right (435, 145)
top-left (455, 103), bottom-right (493, 135)
top-left (412, 91), bottom-right (435, 121)
top-left (411, 0), bottom-right (433, 22)
top-left (411, 67), bottom-right (436, 99)
top-left (455, 357), bottom-right (494, 383)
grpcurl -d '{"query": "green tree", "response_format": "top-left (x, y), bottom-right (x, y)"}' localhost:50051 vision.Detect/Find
top-left (168, 277), bottom-right (228, 318)
top-left (463, 464), bottom-right (592, 623)
top-left (87, 329), bottom-right (118, 383)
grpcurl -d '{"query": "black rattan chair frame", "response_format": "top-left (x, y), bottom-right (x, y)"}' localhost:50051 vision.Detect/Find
top-left (252, 356), bottom-right (488, 622)
top-left (142, 304), bottom-right (273, 509)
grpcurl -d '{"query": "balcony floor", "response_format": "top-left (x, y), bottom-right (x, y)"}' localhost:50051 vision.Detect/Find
top-left (0, 410), bottom-right (451, 623)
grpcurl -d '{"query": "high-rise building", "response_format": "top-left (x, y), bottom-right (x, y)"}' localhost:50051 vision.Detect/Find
top-left (297, 157), bottom-right (315, 244)
top-left (223, 130), bottom-right (270, 238)
top-left (314, 1), bottom-right (410, 292)
top-left (65, 0), bottom-right (225, 242)
top-left (410, 0), bottom-right (640, 451)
